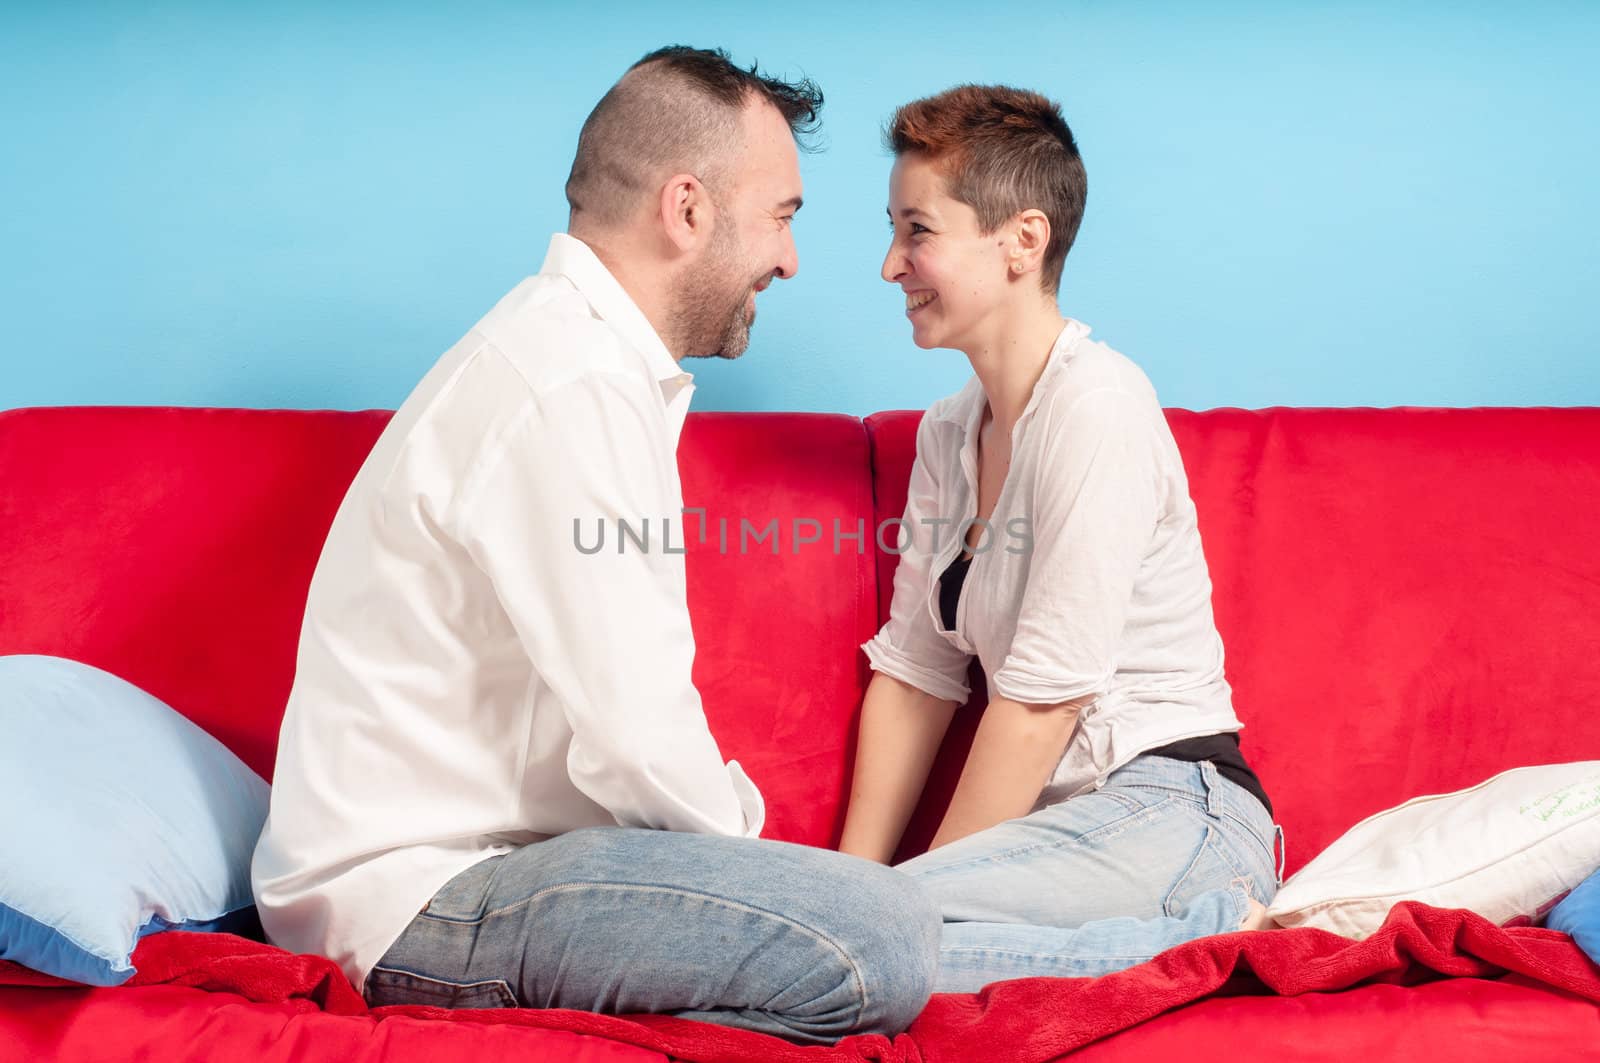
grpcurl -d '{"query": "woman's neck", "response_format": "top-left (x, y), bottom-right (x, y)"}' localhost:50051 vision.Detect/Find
top-left (963, 301), bottom-right (1068, 438)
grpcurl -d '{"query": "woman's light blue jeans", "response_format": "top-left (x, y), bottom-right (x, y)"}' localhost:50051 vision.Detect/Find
top-left (896, 754), bottom-right (1282, 993)
top-left (361, 826), bottom-right (941, 1044)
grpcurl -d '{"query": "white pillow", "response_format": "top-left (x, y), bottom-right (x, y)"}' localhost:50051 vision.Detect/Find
top-left (1267, 762), bottom-right (1600, 939)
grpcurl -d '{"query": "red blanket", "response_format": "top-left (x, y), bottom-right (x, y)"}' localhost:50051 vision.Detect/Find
top-left (3, 902), bottom-right (1596, 1063)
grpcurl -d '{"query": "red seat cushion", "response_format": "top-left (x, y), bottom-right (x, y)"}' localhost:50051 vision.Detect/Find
top-left (1073, 976), bottom-right (1600, 1062)
top-left (0, 985), bottom-right (670, 1062)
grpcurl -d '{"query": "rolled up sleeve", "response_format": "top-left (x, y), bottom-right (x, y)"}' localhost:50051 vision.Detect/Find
top-left (456, 366), bottom-right (763, 838)
top-left (991, 389), bottom-right (1162, 705)
top-left (861, 415), bottom-right (973, 704)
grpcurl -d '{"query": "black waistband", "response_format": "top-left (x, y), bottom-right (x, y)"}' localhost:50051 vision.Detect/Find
top-left (1144, 732), bottom-right (1273, 817)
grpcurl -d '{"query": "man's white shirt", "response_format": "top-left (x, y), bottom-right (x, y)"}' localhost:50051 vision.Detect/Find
top-left (251, 234), bottom-right (765, 991)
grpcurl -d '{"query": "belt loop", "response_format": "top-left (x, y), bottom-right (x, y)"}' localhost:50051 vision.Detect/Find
top-left (1274, 824), bottom-right (1287, 888)
top-left (1199, 760), bottom-right (1224, 819)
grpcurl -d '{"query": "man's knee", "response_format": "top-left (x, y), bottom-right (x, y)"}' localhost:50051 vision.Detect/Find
top-left (826, 863), bottom-right (941, 1036)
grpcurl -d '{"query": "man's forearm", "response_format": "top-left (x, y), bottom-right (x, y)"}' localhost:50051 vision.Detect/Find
top-left (928, 694), bottom-right (1086, 851)
top-left (838, 673), bottom-right (958, 864)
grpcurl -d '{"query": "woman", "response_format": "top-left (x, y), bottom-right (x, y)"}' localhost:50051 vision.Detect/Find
top-left (839, 85), bottom-right (1282, 994)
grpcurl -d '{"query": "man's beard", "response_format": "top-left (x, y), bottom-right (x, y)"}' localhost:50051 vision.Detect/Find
top-left (673, 227), bottom-right (760, 361)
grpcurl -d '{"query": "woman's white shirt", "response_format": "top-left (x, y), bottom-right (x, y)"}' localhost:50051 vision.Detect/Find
top-left (861, 319), bottom-right (1244, 808)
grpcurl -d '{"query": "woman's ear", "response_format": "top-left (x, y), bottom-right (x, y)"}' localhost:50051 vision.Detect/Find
top-left (659, 173), bottom-right (711, 254)
top-left (1009, 209), bottom-right (1052, 278)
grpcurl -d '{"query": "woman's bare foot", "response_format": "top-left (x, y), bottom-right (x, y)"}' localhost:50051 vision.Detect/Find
top-left (1239, 898), bottom-right (1274, 932)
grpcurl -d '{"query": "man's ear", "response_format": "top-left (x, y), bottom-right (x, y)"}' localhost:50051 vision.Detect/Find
top-left (659, 173), bottom-right (711, 254)
top-left (1008, 209), bottom-right (1053, 279)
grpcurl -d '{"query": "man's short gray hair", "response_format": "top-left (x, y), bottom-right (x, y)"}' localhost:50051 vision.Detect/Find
top-left (565, 46), bottom-right (823, 227)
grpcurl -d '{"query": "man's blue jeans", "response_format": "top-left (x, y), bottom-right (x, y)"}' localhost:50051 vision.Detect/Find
top-left (364, 757), bottom-right (1280, 1037)
top-left (898, 755), bottom-right (1282, 992)
top-left (362, 827), bottom-right (942, 1043)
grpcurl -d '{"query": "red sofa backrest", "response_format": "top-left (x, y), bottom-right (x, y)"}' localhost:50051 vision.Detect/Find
top-left (868, 407), bottom-right (1600, 874)
top-left (0, 407), bottom-right (389, 781)
top-left (0, 406), bottom-right (878, 850)
top-left (6, 405), bottom-right (1600, 874)
top-left (673, 412), bottom-right (880, 846)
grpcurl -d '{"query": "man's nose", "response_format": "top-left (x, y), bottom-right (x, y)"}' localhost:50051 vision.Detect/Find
top-left (775, 226), bottom-right (799, 280)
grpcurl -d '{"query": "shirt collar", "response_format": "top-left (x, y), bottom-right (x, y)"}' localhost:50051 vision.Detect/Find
top-left (538, 233), bottom-right (694, 394)
top-left (1015, 317), bottom-right (1091, 431)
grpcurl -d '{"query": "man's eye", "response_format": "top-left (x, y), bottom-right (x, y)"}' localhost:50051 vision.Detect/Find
top-left (911, 223), bottom-right (930, 235)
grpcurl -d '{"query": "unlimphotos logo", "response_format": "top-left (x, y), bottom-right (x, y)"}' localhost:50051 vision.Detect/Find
top-left (572, 509), bottom-right (1033, 557)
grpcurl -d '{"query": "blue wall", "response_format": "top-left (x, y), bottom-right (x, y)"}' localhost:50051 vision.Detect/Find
top-left (4, 1), bottom-right (1598, 415)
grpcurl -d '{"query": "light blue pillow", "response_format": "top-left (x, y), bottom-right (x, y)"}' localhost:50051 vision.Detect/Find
top-left (1548, 865), bottom-right (1600, 965)
top-left (0, 655), bottom-right (268, 985)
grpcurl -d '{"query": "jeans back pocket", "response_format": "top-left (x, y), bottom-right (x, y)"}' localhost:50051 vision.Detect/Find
top-left (365, 965), bottom-right (518, 1009)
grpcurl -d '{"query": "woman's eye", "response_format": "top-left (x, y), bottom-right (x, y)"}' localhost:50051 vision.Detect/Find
top-left (911, 223), bottom-right (929, 235)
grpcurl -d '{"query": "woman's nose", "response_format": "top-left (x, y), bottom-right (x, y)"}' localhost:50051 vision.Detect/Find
top-left (881, 242), bottom-right (908, 284)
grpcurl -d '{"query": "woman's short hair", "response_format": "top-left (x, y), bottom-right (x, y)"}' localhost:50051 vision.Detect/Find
top-left (887, 85), bottom-right (1086, 295)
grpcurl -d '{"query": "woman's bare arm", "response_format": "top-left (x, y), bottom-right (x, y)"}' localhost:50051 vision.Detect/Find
top-left (837, 672), bottom-right (960, 864)
top-left (927, 694), bottom-right (1090, 851)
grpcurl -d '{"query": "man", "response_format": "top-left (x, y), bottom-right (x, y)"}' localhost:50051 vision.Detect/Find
top-left (252, 46), bottom-right (939, 1043)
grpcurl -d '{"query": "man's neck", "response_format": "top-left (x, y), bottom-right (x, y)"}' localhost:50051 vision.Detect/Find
top-left (568, 229), bottom-right (685, 363)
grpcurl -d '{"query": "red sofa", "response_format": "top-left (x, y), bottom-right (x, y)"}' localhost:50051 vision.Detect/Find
top-left (3, 403), bottom-right (1599, 1060)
